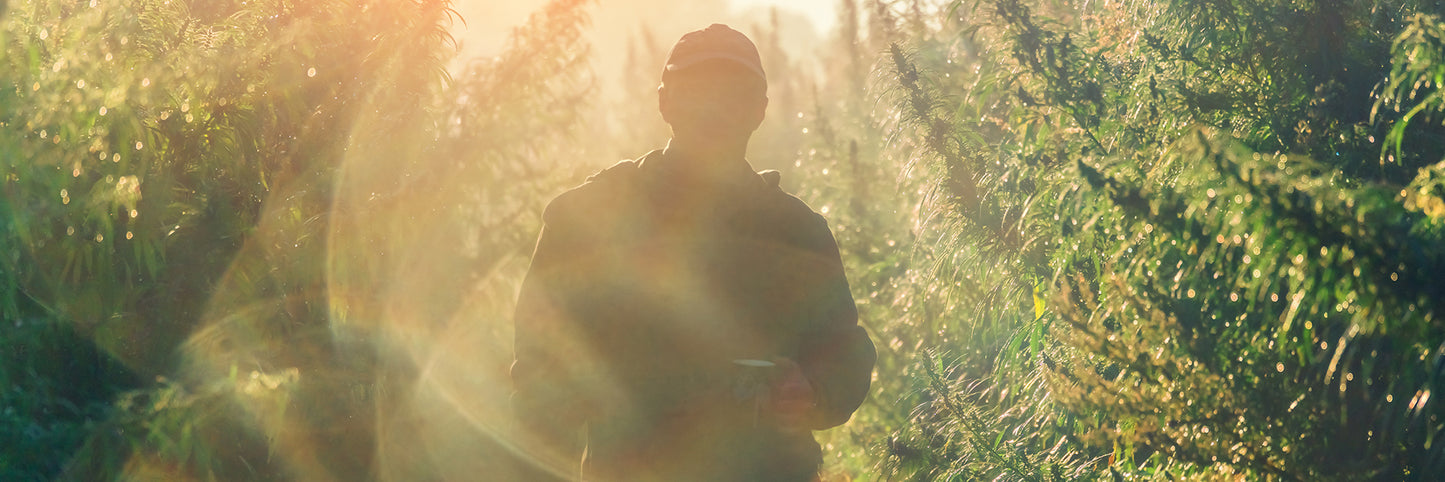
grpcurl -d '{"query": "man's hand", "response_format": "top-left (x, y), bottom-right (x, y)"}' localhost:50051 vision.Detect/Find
top-left (768, 356), bottom-right (817, 432)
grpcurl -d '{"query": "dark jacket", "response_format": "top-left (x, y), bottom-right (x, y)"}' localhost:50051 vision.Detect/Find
top-left (511, 150), bottom-right (876, 481)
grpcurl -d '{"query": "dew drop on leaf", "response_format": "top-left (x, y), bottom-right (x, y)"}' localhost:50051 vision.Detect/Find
top-left (308, 67), bottom-right (317, 78)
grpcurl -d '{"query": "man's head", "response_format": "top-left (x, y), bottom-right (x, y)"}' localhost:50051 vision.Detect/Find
top-left (658, 24), bottom-right (769, 141)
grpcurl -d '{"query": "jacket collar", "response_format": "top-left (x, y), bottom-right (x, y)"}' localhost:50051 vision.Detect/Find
top-left (636, 149), bottom-right (769, 194)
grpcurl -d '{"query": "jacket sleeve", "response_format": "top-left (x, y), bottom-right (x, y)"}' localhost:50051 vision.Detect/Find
top-left (510, 199), bottom-right (592, 481)
top-left (794, 215), bottom-right (877, 430)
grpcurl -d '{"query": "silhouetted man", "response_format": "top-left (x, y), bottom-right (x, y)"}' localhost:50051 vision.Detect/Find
top-left (511, 24), bottom-right (876, 482)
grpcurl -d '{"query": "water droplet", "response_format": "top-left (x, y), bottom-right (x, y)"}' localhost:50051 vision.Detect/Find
top-left (95, 234), bottom-right (104, 242)
top-left (39, 29), bottom-right (48, 39)
top-left (112, 153), bottom-right (121, 162)
top-left (1207, 188), bottom-right (1216, 198)
top-left (160, 111), bottom-right (170, 120)
top-left (120, 36), bottom-right (129, 45)
top-left (1276, 363), bottom-right (1284, 372)
top-left (31, 82), bottom-right (39, 91)
top-left (141, 77), bottom-right (151, 87)
top-left (129, 209), bottom-right (138, 218)
top-left (126, 231), bottom-right (133, 240)
top-left (99, 106), bottom-right (107, 116)
top-left (66, 226), bottom-right (75, 235)
top-left (307, 67), bottom-right (317, 77)
top-left (135, 141), bottom-right (143, 150)
top-left (90, 0), bottom-right (97, 6)
top-left (181, 102), bottom-right (190, 113)
top-left (77, 79), bottom-right (85, 88)
top-left (185, 113), bottom-right (194, 123)
top-left (39, 129), bottom-right (47, 139)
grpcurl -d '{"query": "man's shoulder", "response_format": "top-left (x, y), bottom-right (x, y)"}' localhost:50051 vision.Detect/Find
top-left (746, 170), bottom-right (824, 223)
top-left (761, 189), bottom-right (835, 248)
top-left (542, 159), bottom-right (643, 223)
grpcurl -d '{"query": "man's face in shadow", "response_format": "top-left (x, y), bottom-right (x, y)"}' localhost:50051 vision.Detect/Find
top-left (659, 60), bottom-right (769, 140)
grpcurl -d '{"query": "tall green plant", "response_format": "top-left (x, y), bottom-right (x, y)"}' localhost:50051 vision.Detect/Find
top-left (1, 0), bottom-right (597, 478)
top-left (874, 0), bottom-right (1445, 479)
